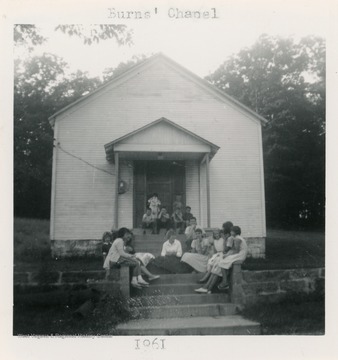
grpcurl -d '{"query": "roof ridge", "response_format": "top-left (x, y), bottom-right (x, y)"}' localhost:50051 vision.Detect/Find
top-left (48, 53), bottom-right (268, 125)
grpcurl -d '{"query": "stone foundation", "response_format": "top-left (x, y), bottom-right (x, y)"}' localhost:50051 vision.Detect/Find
top-left (51, 239), bottom-right (102, 258)
top-left (51, 236), bottom-right (266, 258)
top-left (246, 237), bottom-right (265, 259)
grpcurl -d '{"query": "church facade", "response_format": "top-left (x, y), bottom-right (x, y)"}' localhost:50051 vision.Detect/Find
top-left (49, 54), bottom-right (267, 258)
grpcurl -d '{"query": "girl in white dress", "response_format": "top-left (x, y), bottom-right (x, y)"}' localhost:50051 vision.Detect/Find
top-left (195, 225), bottom-right (247, 293)
top-left (217, 226), bottom-right (248, 289)
top-left (180, 228), bottom-right (212, 272)
top-left (197, 222), bottom-right (233, 284)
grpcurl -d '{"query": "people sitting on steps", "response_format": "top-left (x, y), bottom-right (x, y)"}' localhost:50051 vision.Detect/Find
top-left (147, 229), bottom-right (193, 274)
top-left (101, 220), bottom-right (246, 292)
top-left (171, 207), bottom-right (185, 234)
top-left (142, 208), bottom-right (157, 234)
top-left (122, 234), bottom-right (160, 282)
top-left (195, 225), bottom-right (248, 294)
top-left (157, 206), bottom-right (171, 233)
top-left (180, 227), bottom-right (214, 272)
top-left (103, 227), bottom-right (155, 289)
top-left (195, 221), bottom-right (234, 284)
top-left (182, 205), bottom-right (194, 228)
top-left (184, 217), bottom-right (205, 251)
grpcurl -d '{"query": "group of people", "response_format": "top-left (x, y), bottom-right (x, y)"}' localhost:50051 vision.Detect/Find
top-left (102, 228), bottom-right (160, 289)
top-left (142, 193), bottom-right (194, 234)
top-left (102, 219), bottom-right (248, 293)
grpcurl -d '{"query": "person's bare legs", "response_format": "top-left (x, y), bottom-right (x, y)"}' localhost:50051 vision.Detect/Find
top-left (206, 274), bottom-right (220, 291)
top-left (218, 268), bottom-right (229, 289)
top-left (198, 271), bottom-right (211, 283)
top-left (195, 274), bottom-right (221, 293)
top-left (140, 265), bottom-right (160, 280)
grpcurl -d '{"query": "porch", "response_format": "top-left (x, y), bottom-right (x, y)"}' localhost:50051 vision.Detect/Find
top-left (104, 117), bottom-right (220, 229)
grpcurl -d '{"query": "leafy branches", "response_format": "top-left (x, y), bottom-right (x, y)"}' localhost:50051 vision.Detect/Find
top-left (207, 35), bottom-right (325, 228)
top-left (55, 24), bottom-right (133, 46)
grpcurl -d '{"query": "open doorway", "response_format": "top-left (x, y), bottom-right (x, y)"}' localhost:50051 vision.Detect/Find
top-left (133, 160), bottom-right (185, 227)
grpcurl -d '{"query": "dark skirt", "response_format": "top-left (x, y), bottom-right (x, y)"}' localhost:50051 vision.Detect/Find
top-left (147, 256), bottom-right (193, 274)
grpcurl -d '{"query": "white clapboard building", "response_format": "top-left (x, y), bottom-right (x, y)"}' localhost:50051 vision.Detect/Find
top-left (49, 54), bottom-right (267, 258)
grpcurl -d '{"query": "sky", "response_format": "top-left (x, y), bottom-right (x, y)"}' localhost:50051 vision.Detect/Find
top-left (15, 0), bottom-right (329, 79)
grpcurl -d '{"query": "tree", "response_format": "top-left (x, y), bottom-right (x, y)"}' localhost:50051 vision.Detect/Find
top-left (206, 35), bottom-right (325, 229)
top-left (14, 54), bottom-right (146, 219)
top-left (55, 25), bottom-right (133, 46)
top-left (14, 54), bottom-right (102, 218)
top-left (102, 54), bottom-right (148, 82)
top-left (14, 24), bottom-right (134, 219)
top-left (14, 24), bottom-right (133, 50)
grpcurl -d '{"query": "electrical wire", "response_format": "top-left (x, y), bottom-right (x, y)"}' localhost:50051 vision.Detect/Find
top-left (56, 142), bottom-right (115, 176)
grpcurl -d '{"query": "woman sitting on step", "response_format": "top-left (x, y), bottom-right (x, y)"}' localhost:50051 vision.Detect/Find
top-left (146, 229), bottom-right (193, 274)
top-left (180, 227), bottom-right (214, 273)
top-left (195, 225), bottom-right (248, 293)
top-left (123, 234), bottom-right (160, 282)
top-left (103, 227), bottom-right (153, 289)
top-left (196, 222), bottom-right (234, 284)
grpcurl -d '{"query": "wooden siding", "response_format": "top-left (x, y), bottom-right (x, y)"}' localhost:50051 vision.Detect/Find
top-left (52, 59), bottom-right (265, 240)
top-left (117, 121), bottom-right (208, 146)
top-left (185, 160), bottom-right (201, 224)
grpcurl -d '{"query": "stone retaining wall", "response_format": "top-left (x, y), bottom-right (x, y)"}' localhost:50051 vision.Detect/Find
top-left (14, 267), bottom-right (324, 305)
top-left (242, 267), bottom-right (324, 305)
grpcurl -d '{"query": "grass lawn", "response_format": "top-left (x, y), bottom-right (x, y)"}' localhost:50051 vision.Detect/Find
top-left (14, 217), bottom-right (325, 272)
top-left (241, 290), bottom-right (325, 335)
top-left (243, 229), bottom-right (325, 270)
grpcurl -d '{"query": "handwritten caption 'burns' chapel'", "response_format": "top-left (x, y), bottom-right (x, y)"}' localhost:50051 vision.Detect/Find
top-left (108, 7), bottom-right (219, 20)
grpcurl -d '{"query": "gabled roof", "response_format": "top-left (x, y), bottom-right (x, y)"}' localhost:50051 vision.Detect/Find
top-left (49, 53), bottom-right (268, 125)
top-left (104, 117), bottom-right (220, 161)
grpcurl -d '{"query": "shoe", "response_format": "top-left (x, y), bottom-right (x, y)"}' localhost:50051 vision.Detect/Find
top-left (138, 278), bottom-right (149, 286)
top-left (217, 283), bottom-right (229, 290)
top-left (148, 275), bottom-right (160, 281)
top-left (131, 282), bottom-right (142, 289)
top-left (195, 287), bottom-right (208, 293)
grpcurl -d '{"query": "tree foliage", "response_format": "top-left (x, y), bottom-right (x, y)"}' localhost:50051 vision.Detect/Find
top-left (14, 53), bottom-right (145, 219)
top-left (55, 24), bottom-right (133, 46)
top-left (207, 34), bottom-right (325, 228)
top-left (14, 24), bottom-right (133, 50)
top-left (14, 54), bottom-right (102, 218)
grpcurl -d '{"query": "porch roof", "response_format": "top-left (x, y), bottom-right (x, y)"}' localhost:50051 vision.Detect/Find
top-left (104, 117), bottom-right (220, 162)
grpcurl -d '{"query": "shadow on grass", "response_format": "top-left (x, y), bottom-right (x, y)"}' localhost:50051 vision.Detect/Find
top-left (13, 291), bottom-right (132, 336)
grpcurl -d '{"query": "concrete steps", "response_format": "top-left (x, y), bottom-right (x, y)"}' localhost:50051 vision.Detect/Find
top-left (116, 315), bottom-right (261, 335)
top-left (128, 293), bottom-right (230, 306)
top-left (119, 231), bottom-right (261, 335)
top-left (133, 303), bottom-right (238, 319)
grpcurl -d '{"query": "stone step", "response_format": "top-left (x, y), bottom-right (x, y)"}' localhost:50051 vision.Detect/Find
top-left (131, 282), bottom-right (226, 296)
top-left (128, 293), bottom-right (230, 307)
top-left (146, 273), bottom-right (202, 284)
top-left (116, 315), bottom-right (261, 335)
top-left (133, 303), bottom-right (238, 319)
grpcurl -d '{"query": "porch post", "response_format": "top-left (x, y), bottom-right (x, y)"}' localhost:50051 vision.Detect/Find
top-left (205, 153), bottom-right (211, 227)
top-left (114, 152), bottom-right (119, 229)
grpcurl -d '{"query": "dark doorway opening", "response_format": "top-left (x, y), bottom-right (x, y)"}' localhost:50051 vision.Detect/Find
top-left (133, 160), bottom-right (185, 228)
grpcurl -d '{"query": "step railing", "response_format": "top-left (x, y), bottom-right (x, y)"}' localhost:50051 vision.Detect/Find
top-left (230, 261), bottom-right (245, 304)
top-left (105, 263), bottom-right (131, 298)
